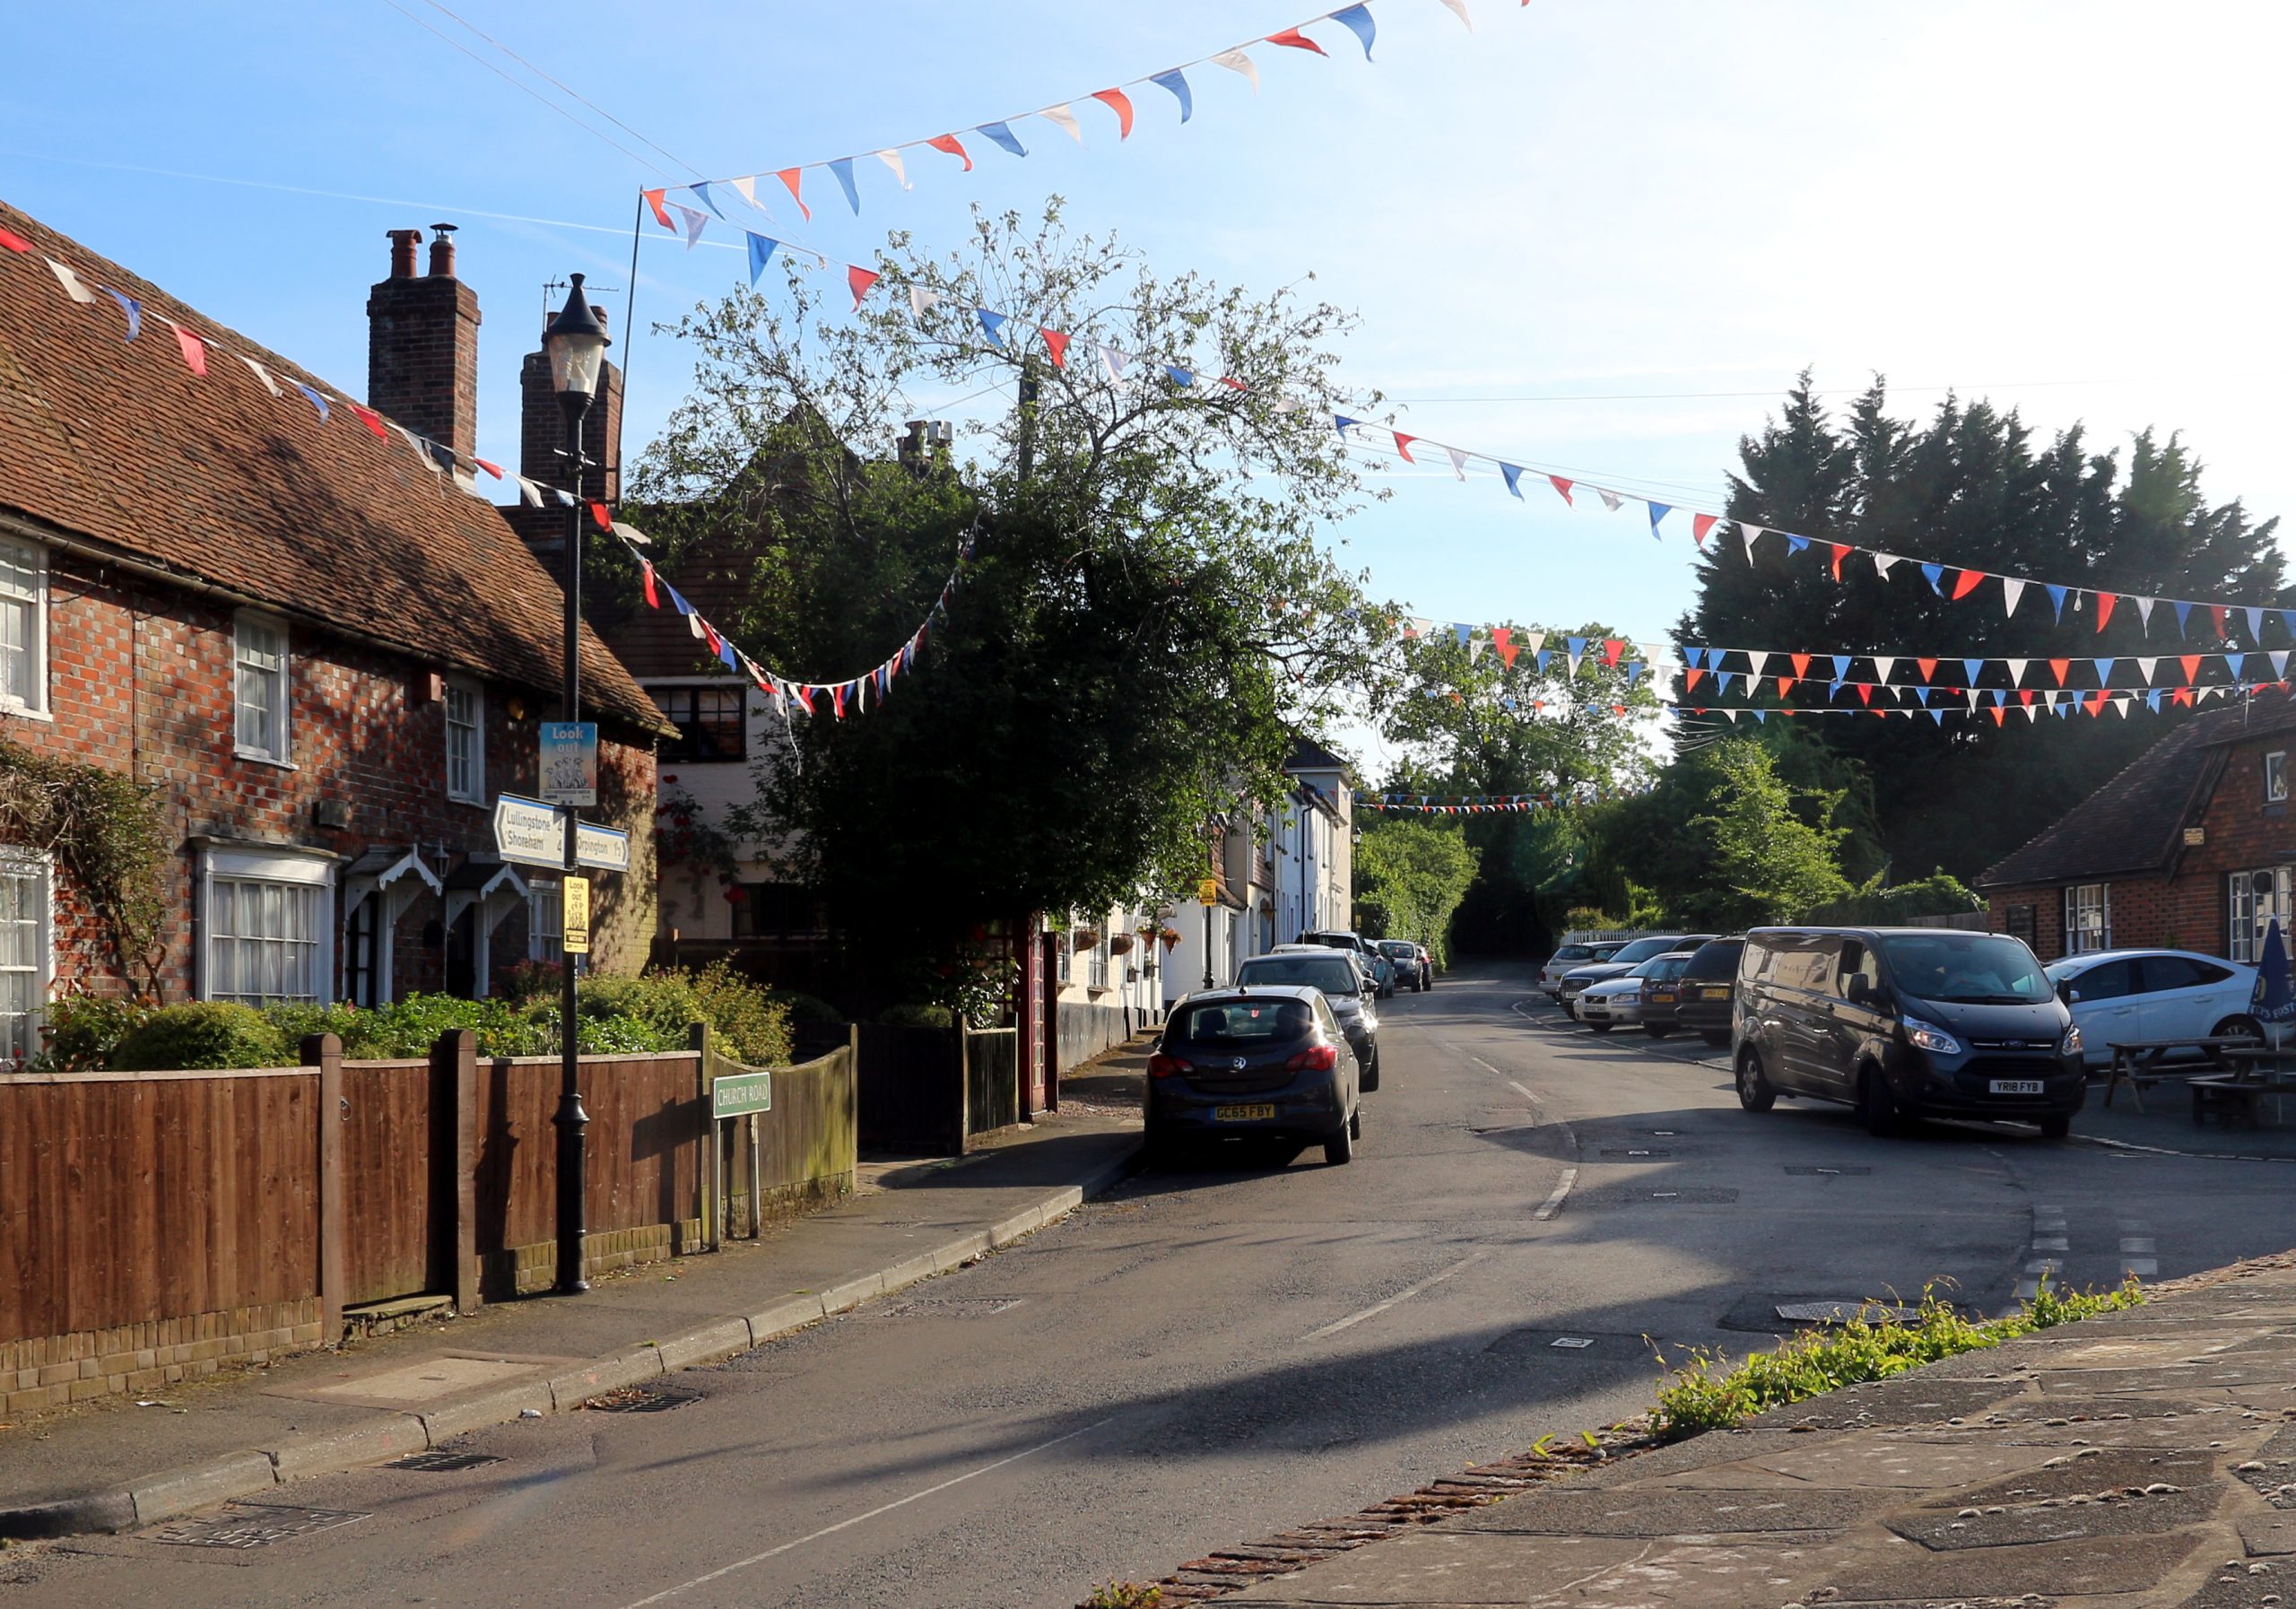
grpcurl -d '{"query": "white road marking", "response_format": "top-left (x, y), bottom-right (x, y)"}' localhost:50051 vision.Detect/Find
top-left (1507, 1080), bottom-right (1536, 1103)
top-left (1535, 1123), bottom-right (1582, 1222)
top-left (618, 1416), bottom-right (1116, 1607)
top-left (1300, 1252), bottom-right (1489, 1342)
top-left (1469, 1055), bottom-right (1504, 1076)
top-left (2120, 1236), bottom-right (2156, 1254)
top-left (2031, 1235), bottom-right (2068, 1252)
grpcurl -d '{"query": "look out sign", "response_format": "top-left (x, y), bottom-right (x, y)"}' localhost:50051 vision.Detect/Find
top-left (561, 875), bottom-right (591, 954)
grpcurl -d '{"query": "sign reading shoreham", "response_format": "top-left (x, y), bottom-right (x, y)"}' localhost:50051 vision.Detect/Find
top-left (492, 796), bottom-right (630, 874)
top-left (711, 1070), bottom-right (772, 1118)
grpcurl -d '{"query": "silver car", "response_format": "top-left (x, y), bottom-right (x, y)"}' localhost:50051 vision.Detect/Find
top-left (1239, 944), bottom-right (1381, 1089)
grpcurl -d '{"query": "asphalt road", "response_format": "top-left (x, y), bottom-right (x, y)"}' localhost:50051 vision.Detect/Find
top-left (13, 966), bottom-right (2296, 1608)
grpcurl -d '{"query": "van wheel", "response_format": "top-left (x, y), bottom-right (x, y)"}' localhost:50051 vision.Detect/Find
top-left (1324, 1118), bottom-right (1355, 1166)
top-left (1735, 1050), bottom-right (1776, 1112)
top-left (1859, 1067), bottom-right (1900, 1137)
top-left (2039, 1114), bottom-right (2071, 1140)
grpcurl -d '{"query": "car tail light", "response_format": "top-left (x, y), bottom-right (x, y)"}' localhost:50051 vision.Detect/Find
top-left (1286, 1044), bottom-right (1339, 1072)
top-left (1147, 1054), bottom-right (1192, 1079)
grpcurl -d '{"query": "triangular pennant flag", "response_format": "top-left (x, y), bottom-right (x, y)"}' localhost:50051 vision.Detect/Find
top-left (728, 175), bottom-right (760, 209)
top-left (347, 402), bottom-right (388, 439)
top-left (773, 168), bottom-right (811, 220)
top-left (669, 204), bottom-right (709, 248)
top-left (1547, 474), bottom-right (1573, 506)
top-left (642, 187), bottom-right (673, 229)
top-left (1872, 551), bottom-right (1900, 578)
top-left (2006, 657), bottom-right (2030, 685)
top-left (1854, 683), bottom-right (1873, 707)
top-left (1989, 705), bottom-right (2005, 727)
top-left (978, 309), bottom-right (1008, 345)
top-left (2248, 606), bottom-right (2266, 641)
top-left (2095, 591), bottom-right (2118, 632)
top-left (875, 149), bottom-right (912, 188)
top-left (2048, 658), bottom-right (2070, 686)
top-left (689, 181), bottom-right (726, 220)
top-left (1212, 48), bottom-right (1260, 90)
top-left (1603, 638), bottom-right (1627, 667)
top-left (1833, 655), bottom-right (1853, 682)
top-left (2002, 577), bottom-right (2026, 616)
top-left (1091, 88), bottom-right (1135, 137)
top-left (1785, 534), bottom-right (1810, 556)
top-left (1438, 0), bottom-right (1474, 28)
top-left (1829, 543), bottom-right (1851, 581)
top-left (1921, 562), bottom-right (1944, 596)
top-left (1331, 3), bottom-right (1377, 57)
top-left (746, 232), bottom-right (778, 285)
top-left (908, 284), bottom-right (942, 318)
top-left (926, 133), bottom-right (973, 170)
top-left (1692, 513), bottom-right (1717, 546)
top-left (1100, 344), bottom-right (1128, 382)
top-left (2230, 652), bottom-right (2248, 679)
top-left (1499, 464), bottom-right (1524, 498)
top-left (240, 355), bottom-right (281, 396)
top-left (292, 382), bottom-right (328, 421)
top-left (43, 257), bottom-right (94, 304)
top-left (2135, 596), bottom-right (2157, 631)
top-left (1492, 627), bottom-right (1518, 666)
top-left (1150, 69), bottom-right (1194, 120)
top-left (1265, 25), bottom-right (1326, 54)
top-left (2047, 584), bottom-right (2069, 622)
top-left (2181, 654), bottom-right (2204, 683)
top-left (1647, 501), bottom-right (1672, 537)
top-left (1391, 431), bottom-right (1417, 463)
top-left (1963, 658), bottom-right (1985, 687)
top-left (2095, 657), bottom-right (2116, 685)
top-left (640, 560), bottom-right (658, 609)
top-left (1741, 524), bottom-right (1764, 560)
top-left (847, 264), bottom-right (880, 309)
top-left (829, 157), bottom-right (861, 214)
top-left (2211, 604), bottom-right (2230, 640)
top-left (1918, 657), bottom-right (1939, 683)
top-left (2274, 651), bottom-right (2292, 679)
top-left (101, 286), bottom-right (141, 341)
top-left (976, 120), bottom-right (1028, 159)
top-left (1333, 413), bottom-right (1357, 439)
top-left (2135, 657), bottom-right (2157, 683)
top-left (1873, 656), bottom-right (1897, 684)
top-left (1039, 103), bottom-right (1085, 144)
top-left (1951, 567), bottom-right (1985, 601)
top-left (1929, 708), bottom-right (1946, 726)
top-left (162, 319), bottom-right (207, 376)
top-left (1566, 636), bottom-right (1586, 675)
top-left (2173, 599), bottom-right (2196, 637)
top-left (1596, 489), bottom-right (1622, 513)
top-left (1535, 649), bottom-right (1552, 673)
top-left (1789, 652), bottom-right (1812, 679)
top-left (1040, 327), bottom-right (1070, 368)
top-left (1443, 446), bottom-right (1468, 481)
top-left (1522, 631), bottom-right (1545, 657)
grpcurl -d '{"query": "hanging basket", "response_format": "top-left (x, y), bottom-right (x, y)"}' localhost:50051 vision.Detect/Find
top-left (1072, 928), bottom-right (1100, 952)
top-left (1157, 927), bottom-right (1183, 949)
top-left (1109, 933), bottom-right (1136, 956)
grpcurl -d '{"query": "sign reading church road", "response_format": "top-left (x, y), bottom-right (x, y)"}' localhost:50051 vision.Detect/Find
top-left (492, 795), bottom-right (631, 874)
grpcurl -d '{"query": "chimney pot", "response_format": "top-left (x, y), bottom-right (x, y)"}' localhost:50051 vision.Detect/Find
top-left (387, 229), bottom-right (421, 279)
top-left (427, 222), bottom-right (458, 279)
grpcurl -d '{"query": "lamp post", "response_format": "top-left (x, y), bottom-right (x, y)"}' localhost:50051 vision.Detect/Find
top-left (544, 274), bottom-right (610, 1297)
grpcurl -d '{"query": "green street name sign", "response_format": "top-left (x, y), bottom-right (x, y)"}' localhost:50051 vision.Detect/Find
top-left (710, 1070), bottom-right (773, 1119)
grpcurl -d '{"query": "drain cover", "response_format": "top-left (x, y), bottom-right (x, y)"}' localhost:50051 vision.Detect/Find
top-left (1551, 1336), bottom-right (1596, 1349)
top-left (583, 1385), bottom-right (701, 1413)
top-left (1775, 1300), bottom-right (1921, 1325)
top-left (880, 1297), bottom-right (1025, 1318)
top-left (153, 1504), bottom-right (369, 1549)
top-left (1599, 1149), bottom-right (1672, 1158)
top-left (1783, 1165), bottom-right (1873, 1176)
top-left (388, 1450), bottom-right (503, 1472)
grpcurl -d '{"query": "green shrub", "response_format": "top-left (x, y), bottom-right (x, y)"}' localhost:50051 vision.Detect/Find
top-left (1650, 1278), bottom-right (2143, 1438)
top-left (765, 988), bottom-right (845, 1027)
top-left (687, 961), bottom-right (793, 1064)
top-left (878, 1003), bottom-right (954, 1029)
top-left (109, 1003), bottom-right (292, 1071)
top-left (31, 993), bottom-right (152, 1072)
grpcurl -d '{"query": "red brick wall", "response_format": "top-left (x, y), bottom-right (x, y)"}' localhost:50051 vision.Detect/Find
top-left (366, 242), bottom-right (482, 462)
top-left (18, 546), bottom-right (655, 1002)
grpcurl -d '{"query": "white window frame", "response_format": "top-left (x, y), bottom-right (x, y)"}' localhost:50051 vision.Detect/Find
top-left (0, 541), bottom-right (48, 718)
top-left (2268, 752), bottom-right (2289, 804)
top-left (2231, 866), bottom-right (2294, 962)
top-left (2063, 883), bottom-right (2112, 956)
top-left (530, 882), bottom-right (564, 963)
top-left (1088, 924), bottom-right (1111, 992)
top-left (198, 843), bottom-right (335, 1006)
top-left (445, 676), bottom-right (484, 804)
top-left (233, 611), bottom-right (291, 763)
top-left (0, 849), bottom-right (52, 1064)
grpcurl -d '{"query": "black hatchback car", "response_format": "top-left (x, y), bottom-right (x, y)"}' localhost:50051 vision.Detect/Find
top-left (1733, 926), bottom-right (2083, 1138)
top-left (1146, 986), bottom-right (1362, 1164)
top-left (1674, 937), bottom-right (1745, 1047)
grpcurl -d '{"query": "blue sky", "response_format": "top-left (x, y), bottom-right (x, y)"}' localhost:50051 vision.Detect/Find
top-left (7, 0), bottom-right (2290, 753)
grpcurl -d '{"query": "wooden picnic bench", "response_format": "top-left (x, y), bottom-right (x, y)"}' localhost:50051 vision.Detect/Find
top-left (2102, 1036), bottom-right (2259, 1112)
top-left (2193, 1048), bottom-right (2296, 1126)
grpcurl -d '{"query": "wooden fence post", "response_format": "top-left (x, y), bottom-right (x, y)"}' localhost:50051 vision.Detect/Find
top-left (432, 1029), bottom-right (479, 1315)
top-left (302, 1032), bottom-right (344, 1342)
top-left (690, 1022), bottom-right (717, 1251)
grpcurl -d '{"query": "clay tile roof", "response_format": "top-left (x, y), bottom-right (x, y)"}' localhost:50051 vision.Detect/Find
top-left (0, 200), bottom-right (668, 736)
top-left (1975, 693), bottom-right (2296, 889)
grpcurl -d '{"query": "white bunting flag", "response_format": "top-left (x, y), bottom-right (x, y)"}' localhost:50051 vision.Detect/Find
top-left (2136, 657), bottom-right (2158, 684)
top-left (610, 521), bottom-right (650, 547)
top-left (1872, 552), bottom-right (1901, 579)
top-left (1211, 48), bottom-right (1260, 90)
top-left (514, 475), bottom-right (544, 509)
top-left (1566, 643), bottom-right (1584, 677)
top-left (1100, 344), bottom-right (1128, 383)
top-left (1522, 631), bottom-right (1546, 657)
top-left (687, 606), bottom-right (706, 640)
top-left (1438, 0), bottom-right (1475, 28)
top-left (2274, 651), bottom-right (2291, 679)
top-left (1872, 656), bottom-right (1896, 685)
top-left (2002, 578), bottom-right (2025, 616)
top-left (2134, 596), bottom-right (2156, 631)
top-left (729, 175), bottom-right (760, 210)
top-left (1039, 103), bottom-right (1084, 143)
top-left (239, 355), bottom-right (282, 396)
top-left (1274, 396), bottom-right (1301, 414)
top-left (671, 204), bottom-right (709, 248)
top-left (908, 286), bottom-right (942, 317)
top-left (875, 149), bottom-right (911, 189)
top-left (2021, 704), bottom-right (2040, 723)
top-left (2005, 658), bottom-right (2030, 686)
top-left (1443, 446), bottom-right (1468, 482)
top-left (1467, 632), bottom-right (1487, 660)
top-left (1966, 688), bottom-right (1981, 711)
top-left (44, 257), bottom-right (94, 304)
top-left (1596, 489), bottom-right (1623, 512)
top-left (1740, 524), bottom-right (1764, 559)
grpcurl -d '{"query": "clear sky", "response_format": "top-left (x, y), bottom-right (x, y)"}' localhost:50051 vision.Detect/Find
top-left (6, 0), bottom-right (2290, 770)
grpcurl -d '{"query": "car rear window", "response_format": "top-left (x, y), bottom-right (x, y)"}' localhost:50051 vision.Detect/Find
top-left (1552, 945), bottom-right (1594, 962)
top-left (1683, 941), bottom-right (1743, 980)
top-left (1238, 955), bottom-right (1361, 994)
top-left (1172, 999), bottom-right (1314, 1048)
top-left (1378, 941), bottom-right (1415, 958)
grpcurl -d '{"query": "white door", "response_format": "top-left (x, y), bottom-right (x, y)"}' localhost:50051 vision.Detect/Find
top-left (2065, 957), bottom-right (2142, 1059)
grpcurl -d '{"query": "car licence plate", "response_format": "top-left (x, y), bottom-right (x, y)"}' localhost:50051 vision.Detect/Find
top-left (1988, 1079), bottom-right (2044, 1096)
top-left (1701, 987), bottom-right (1731, 999)
top-left (1213, 1104), bottom-right (1277, 1122)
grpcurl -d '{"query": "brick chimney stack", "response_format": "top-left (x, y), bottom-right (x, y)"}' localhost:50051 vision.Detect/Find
top-left (519, 308), bottom-right (622, 506)
top-left (367, 223), bottom-right (481, 460)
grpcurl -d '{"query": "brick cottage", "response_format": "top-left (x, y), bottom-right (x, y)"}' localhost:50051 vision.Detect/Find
top-left (1977, 691), bottom-right (2296, 968)
top-left (0, 200), bottom-right (672, 1050)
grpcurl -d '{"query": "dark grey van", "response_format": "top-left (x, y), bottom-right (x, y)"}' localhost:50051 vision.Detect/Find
top-left (1733, 926), bottom-right (2083, 1138)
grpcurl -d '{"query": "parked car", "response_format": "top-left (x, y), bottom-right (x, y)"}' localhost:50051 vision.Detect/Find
top-left (1578, 952), bottom-right (1695, 1032)
top-left (1146, 986), bottom-right (1362, 1164)
top-left (1732, 926), bottom-right (2083, 1139)
top-left (1555, 935), bottom-right (1715, 1012)
top-left (1300, 929), bottom-right (1394, 997)
top-left (2042, 949), bottom-right (2261, 1065)
top-left (1539, 941), bottom-right (1623, 999)
top-left (1238, 944), bottom-right (1380, 1089)
top-left (1636, 952), bottom-right (1700, 1038)
top-left (1674, 936), bottom-right (1746, 1047)
top-left (1376, 938), bottom-right (1431, 992)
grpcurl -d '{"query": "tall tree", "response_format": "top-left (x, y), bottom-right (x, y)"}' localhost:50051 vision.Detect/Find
top-left (1352, 818), bottom-right (1479, 961)
top-left (1683, 378), bottom-right (2286, 879)
top-left (621, 204), bottom-right (1395, 1000)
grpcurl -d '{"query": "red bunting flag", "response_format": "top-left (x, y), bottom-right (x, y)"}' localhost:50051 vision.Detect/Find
top-left (701, 620), bottom-right (723, 656)
top-left (642, 188), bottom-right (673, 230)
top-left (473, 457), bottom-right (502, 478)
top-left (789, 684), bottom-right (816, 716)
top-left (641, 561), bottom-right (658, 609)
top-left (1548, 475), bottom-right (1573, 505)
top-left (2181, 653), bottom-right (2203, 683)
top-left (1091, 88), bottom-right (1135, 138)
top-left (1611, 704), bottom-right (1627, 717)
top-left (169, 322), bottom-right (207, 376)
top-left (2211, 604), bottom-right (2229, 640)
top-left (1692, 513), bottom-right (1717, 545)
top-left (1854, 683), bottom-right (1873, 706)
top-left (1602, 638), bottom-right (1626, 666)
top-left (2018, 689), bottom-right (2035, 707)
top-left (1790, 653), bottom-right (1812, 680)
top-left (2085, 691), bottom-right (2106, 717)
top-left (1492, 627), bottom-right (1518, 667)
top-left (776, 168), bottom-right (811, 222)
top-left (1218, 375), bottom-right (1247, 391)
top-left (1988, 706), bottom-right (2005, 726)
top-left (1391, 431), bottom-right (1418, 463)
top-left (1685, 667), bottom-right (1705, 692)
top-left (1829, 543), bottom-right (1851, 581)
top-left (1951, 568), bottom-right (1985, 601)
top-left (588, 500), bottom-right (613, 531)
top-left (1777, 677), bottom-right (1796, 698)
top-left (847, 264), bottom-right (880, 309)
top-left (2095, 591), bottom-right (2118, 631)
top-left (2172, 687), bottom-right (2194, 708)
top-left (926, 133), bottom-right (973, 170)
top-left (2048, 658), bottom-right (2070, 686)
top-left (347, 402), bottom-right (388, 439)
top-left (1040, 327), bottom-right (1069, 367)
top-left (1917, 658), bottom-right (1938, 683)
top-left (1265, 25), bottom-right (1326, 52)
top-left (0, 227), bottom-right (31, 254)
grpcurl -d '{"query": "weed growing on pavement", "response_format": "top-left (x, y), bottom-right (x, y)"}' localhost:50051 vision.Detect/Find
top-left (1082, 1582), bottom-right (1161, 1608)
top-left (1649, 1277), bottom-right (2144, 1438)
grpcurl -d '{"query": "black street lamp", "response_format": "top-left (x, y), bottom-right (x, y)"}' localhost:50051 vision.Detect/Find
top-left (544, 273), bottom-right (610, 1297)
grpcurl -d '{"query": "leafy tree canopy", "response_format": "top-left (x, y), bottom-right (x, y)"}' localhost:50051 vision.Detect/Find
top-left (1352, 817), bottom-right (1478, 963)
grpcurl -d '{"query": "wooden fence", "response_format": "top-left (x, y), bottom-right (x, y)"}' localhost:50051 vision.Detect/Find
top-left (0, 1026), bottom-right (857, 1419)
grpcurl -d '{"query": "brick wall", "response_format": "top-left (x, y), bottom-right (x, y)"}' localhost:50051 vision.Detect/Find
top-left (366, 231), bottom-right (482, 463)
top-left (18, 545), bottom-right (655, 1002)
top-left (520, 347), bottom-right (623, 506)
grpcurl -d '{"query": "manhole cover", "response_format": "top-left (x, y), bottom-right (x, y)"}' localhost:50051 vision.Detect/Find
top-left (1551, 1336), bottom-right (1596, 1349)
top-left (583, 1385), bottom-right (701, 1413)
top-left (153, 1504), bottom-right (369, 1549)
top-left (1585, 1187), bottom-right (1737, 1204)
top-left (1782, 1165), bottom-right (1873, 1176)
top-left (388, 1450), bottom-right (503, 1472)
top-left (1775, 1300), bottom-right (1921, 1325)
top-left (880, 1297), bottom-right (1025, 1318)
top-left (1599, 1149), bottom-right (1672, 1158)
